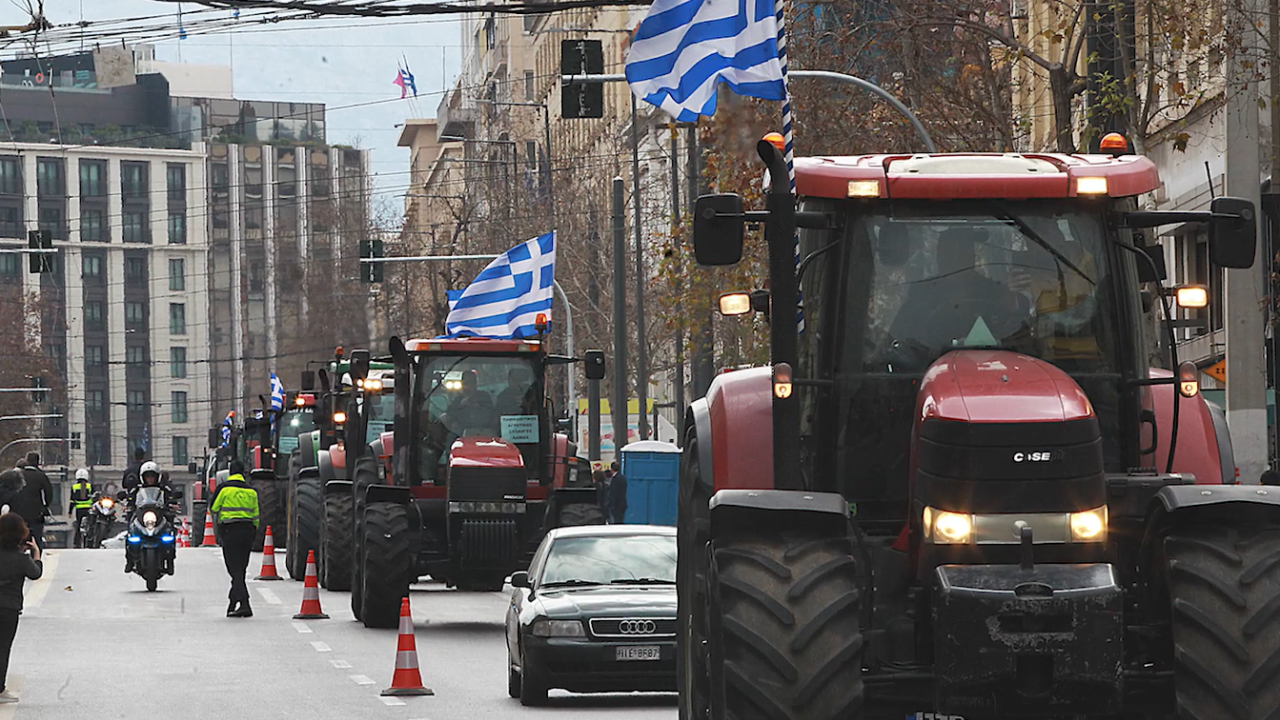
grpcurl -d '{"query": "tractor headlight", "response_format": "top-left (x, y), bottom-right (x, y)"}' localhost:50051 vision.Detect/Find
top-left (531, 619), bottom-right (585, 638)
top-left (1070, 507), bottom-right (1108, 542)
top-left (930, 510), bottom-right (973, 544)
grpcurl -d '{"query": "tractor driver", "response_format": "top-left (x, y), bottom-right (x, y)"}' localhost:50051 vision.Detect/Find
top-left (889, 227), bottom-right (1031, 361)
top-left (495, 367), bottom-right (537, 417)
top-left (441, 370), bottom-right (497, 436)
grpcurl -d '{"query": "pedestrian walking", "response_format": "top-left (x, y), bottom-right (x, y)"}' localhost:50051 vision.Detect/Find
top-left (211, 460), bottom-right (259, 618)
top-left (0, 472), bottom-right (22, 517)
top-left (606, 461), bottom-right (628, 524)
top-left (14, 455), bottom-right (52, 551)
top-left (0, 512), bottom-right (43, 704)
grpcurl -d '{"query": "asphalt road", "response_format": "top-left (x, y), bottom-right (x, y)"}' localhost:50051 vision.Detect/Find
top-left (6, 545), bottom-right (678, 719)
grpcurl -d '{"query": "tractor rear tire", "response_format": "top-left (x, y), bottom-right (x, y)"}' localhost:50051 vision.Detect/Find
top-left (1165, 525), bottom-right (1280, 719)
top-left (284, 454), bottom-right (303, 579)
top-left (359, 502), bottom-right (412, 629)
top-left (292, 479), bottom-right (323, 582)
top-left (679, 436), bottom-right (713, 720)
top-left (323, 493), bottom-right (354, 591)
top-left (251, 479), bottom-right (279, 552)
top-left (709, 531), bottom-right (864, 720)
top-left (557, 502), bottom-right (605, 527)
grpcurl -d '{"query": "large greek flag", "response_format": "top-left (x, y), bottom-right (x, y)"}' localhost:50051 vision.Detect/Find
top-left (625, 0), bottom-right (786, 122)
top-left (269, 372), bottom-right (285, 412)
top-left (444, 232), bottom-right (556, 339)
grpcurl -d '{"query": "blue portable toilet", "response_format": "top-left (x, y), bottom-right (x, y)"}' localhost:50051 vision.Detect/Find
top-left (620, 441), bottom-right (681, 526)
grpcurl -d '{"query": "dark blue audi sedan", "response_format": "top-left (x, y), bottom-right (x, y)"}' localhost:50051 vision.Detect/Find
top-left (505, 524), bottom-right (677, 705)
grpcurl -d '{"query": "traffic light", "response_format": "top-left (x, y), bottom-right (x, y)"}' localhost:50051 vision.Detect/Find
top-left (27, 229), bottom-right (52, 273)
top-left (561, 39), bottom-right (604, 119)
top-left (360, 239), bottom-right (384, 283)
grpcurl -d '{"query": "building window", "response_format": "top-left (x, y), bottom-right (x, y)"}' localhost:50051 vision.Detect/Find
top-left (38, 206), bottom-right (64, 239)
top-left (123, 211), bottom-right (147, 243)
top-left (126, 256), bottom-right (146, 281)
top-left (121, 162), bottom-right (146, 200)
top-left (173, 436), bottom-right (189, 465)
top-left (79, 160), bottom-right (106, 198)
top-left (127, 390), bottom-right (146, 411)
top-left (125, 301), bottom-right (145, 324)
top-left (88, 435), bottom-right (110, 466)
top-left (82, 255), bottom-right (102, 278)
top-left (170, 347), bottom-right (187, 378)
top-left (126, 346), bottom-right (146, 367)
top-left (169, 303), bottom-right (186, 334)
top-left (524, 70), bottom-right (535, 101)
top-left (167, 213), bottom-right (186, 244)
top-left (36, 158), bottom-right (63, 197)
top-left (171, 391), bottom-right (189, 423)
top-left (0, 207), bottom-right (19, 237)
top-left (0, 157), bottom-right (19, 195)
top-left (87, 389), bottom-right (104, 412)
top-left (80, 209), bottom-right (105, 242)
top-left (84, 301), bottom-right (104, 330)
top-left (0, 254), bottom-right (17, 276)
top-left (169, 258), bottom-right (185, 291)
top-left (85, 345), bottom-right (104, 367)
top-left (166, 164), bottom-right (185, 203)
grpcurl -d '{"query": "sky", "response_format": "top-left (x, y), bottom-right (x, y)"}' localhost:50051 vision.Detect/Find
top-left (0, 1), bottom-right (464, 209)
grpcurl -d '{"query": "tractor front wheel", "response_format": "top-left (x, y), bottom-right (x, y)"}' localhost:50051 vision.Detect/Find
top-left (358, 502), bottom-right (412, 629)
top-left (287, 478), bottom-right (322, 581)
top-left (1166, 526), bottom-right (1280, 719)
top-left (322, 493), bottom-right (354, 591)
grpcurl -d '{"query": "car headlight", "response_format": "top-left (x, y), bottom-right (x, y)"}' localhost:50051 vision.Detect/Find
top-left (531, 619), bottom-right (585, 638)
top-left (142, 510), bottom-right (158, 529)
top-left (1070, 506), bottom-right (1107, 542)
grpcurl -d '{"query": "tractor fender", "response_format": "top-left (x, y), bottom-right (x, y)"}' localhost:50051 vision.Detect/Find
top-left (365, 483), bottom-right (411, 507)
top-left (296, 466), bottom-right (320, 482)
top-left (298, 430), bottom-right (320, 474)
top-left (1144, 372), bottom-right (1232, 484)
top-left (248, 468), bottom-right (274, 483)
top-left (703, 367), bottom-right (774, 492)
top-left (318, 450), bottom-right (334, 483)
top-left (709, 489), bottom-right (849, 538)
top-left (323, 479), bottom-right (353, 497)
top-left (1140, 484), bottom-right (1280, 569)
top-left (686, 402), bottom-right (715, 498)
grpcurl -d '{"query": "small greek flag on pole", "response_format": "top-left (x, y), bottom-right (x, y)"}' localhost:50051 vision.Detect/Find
top-left (444, 232), bottom-right (556, 339)
top-left (269, 372), bottom-right (285, 412)
top-left (625, 0), bottom-right (787, 121)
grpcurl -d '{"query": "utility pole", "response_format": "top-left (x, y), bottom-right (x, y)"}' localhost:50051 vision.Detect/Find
top-left (631, 94), bottom-right (650, 441)
top-left (611, 178), bottom-right (629, 455)
top-left (1225, 0), bottom-right (1267, 481)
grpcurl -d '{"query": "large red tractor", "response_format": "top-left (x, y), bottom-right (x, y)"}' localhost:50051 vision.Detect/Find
top-left (347, 335), bottom-right (606, 627)
top-left (681, 136), bottom-right (1277, 719)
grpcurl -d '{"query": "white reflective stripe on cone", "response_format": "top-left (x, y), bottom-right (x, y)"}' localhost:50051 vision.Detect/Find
top-left (396, 651), bottom-right (419, 669)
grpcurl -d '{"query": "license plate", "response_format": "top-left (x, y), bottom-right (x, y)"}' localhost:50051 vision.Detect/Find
top-left (616, 645), bottom-right (661, 661)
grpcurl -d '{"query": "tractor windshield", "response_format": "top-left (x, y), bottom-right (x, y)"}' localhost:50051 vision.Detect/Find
top-left (277, 408), bottom-right (316, 455)
top-left (798, 199), bottom-right (1126, 528)
top-left (414, 354), bottom-right (543, 483)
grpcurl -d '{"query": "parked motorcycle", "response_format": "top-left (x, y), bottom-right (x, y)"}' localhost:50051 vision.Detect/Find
top-left (124, 486), bottom-right (180, 591)
top-left (80, 494), bottom-right (117, 549)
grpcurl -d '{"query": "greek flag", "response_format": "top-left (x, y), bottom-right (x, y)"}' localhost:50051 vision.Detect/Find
top-left (446, 289), bottom-right (464, 312)
top-left (220, 412), bottom-right (233, 448)
top-left (444, 232), bottom-right (555, 339)
top-left (625, 0), bottom-right (786, 121)
top-left (269, 372), bottom-right (285, 412)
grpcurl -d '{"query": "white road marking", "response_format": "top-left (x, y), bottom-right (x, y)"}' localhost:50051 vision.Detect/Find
top-left (379, 696), bottom-right (406, 707)
top-left (23, 551), bottom-right (58, 610)
top-left (350, 674), bottom-right (376, 685)
top-left (330, 659), bottom-right (353, 669)
top-left (256, 586), bottom-right (282, 605)
top-left (292, 622), bottom-right (313, 634)
top-left (311, 641), bottom-right (332, 652)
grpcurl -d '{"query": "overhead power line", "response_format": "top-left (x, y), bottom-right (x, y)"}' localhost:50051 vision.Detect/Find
top-left (151, 0), bottom-right (651, 17)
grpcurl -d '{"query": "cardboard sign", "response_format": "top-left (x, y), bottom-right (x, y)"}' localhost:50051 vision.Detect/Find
top-left (500, 415), bottom-right (539, 444)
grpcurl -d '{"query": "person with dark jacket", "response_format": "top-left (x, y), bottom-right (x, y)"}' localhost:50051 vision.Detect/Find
top-left (606, 461), bottom-right (628, 524)
top-left (0, 472), bottom-right (22, 518)
top-left (122, 448), bottom-right (146, 491)
top-left (0, 512), bottom-right (43, 704)
top-left (15, 455), bottom-right (52, 551)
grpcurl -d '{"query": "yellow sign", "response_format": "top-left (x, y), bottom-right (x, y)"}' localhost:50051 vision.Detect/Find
top-left (576, 398), bottom-right (655, 414)
top-left (1203, 360), bottom-right (1225, 384)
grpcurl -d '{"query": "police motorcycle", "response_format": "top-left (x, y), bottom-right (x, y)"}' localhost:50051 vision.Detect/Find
top-left (122, 462), bottom-right (183, 591)
top-left (80, 493), bottom-right (118, 549)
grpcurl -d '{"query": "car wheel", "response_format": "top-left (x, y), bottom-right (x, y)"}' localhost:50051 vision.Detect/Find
top-left (508, 665), bottom-right (520, 699)
top-left (518, 649), bottom-right (548, 706)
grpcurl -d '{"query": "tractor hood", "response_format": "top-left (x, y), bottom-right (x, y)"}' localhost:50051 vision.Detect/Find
top-left (449, 437), bottom-right (525, 469)
top-left (919, 350), bottom-right (1094, 425)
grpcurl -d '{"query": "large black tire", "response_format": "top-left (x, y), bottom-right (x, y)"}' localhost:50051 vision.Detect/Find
top-left (349, 455), bottom-right (381, 618)
top-left (284, 452), bottom-right (303, 579)
top-left (557, 502), bottom-right (606, 527)
top-left (292, 479), bottom-right (323, 581)
top-left (679, 436), bottom-right (713, 720)
top-left (322, 493), bottom-right (354, 591)
top-left (1165, 526), bottom-right (1280, 719)
top-left (359, 502), bottom-right (412, 629)
top-left (708, 531), bottom-right (864, 720)
top-left (250, 479), bottom-right (279, 552)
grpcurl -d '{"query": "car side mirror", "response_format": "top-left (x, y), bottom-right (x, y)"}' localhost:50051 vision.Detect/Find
top-left (510, 571), bottom-right (530, 588)
top-left (583, 350), bottom-right (606, 381)
top-left (693, 194), bottom-right (745, 266)
top-left (1209, 197), bottom-right (1257, 268)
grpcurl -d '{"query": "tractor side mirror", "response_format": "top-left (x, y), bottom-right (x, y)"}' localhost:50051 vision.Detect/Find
top-left (351, 349), bottom-right (371, 382)
top-left (583, 350), bottom-right (606, 381)
top-left (318, 369), bottom-right (331, 394)
top-left (1209, 197), bottom-right (1257, 268)
top-left (300, 370), bottom-right (316, 391)
top-left (1138, 245), bottom-right (1167, 283)
top-left (207, 428), bottom-right (220, 449)
top-left (187, 461), bottom-right (198, 475)
top-left (510, 571), bottom-right (530, 588)
top-left (693, 194), bottom-right (745, 266)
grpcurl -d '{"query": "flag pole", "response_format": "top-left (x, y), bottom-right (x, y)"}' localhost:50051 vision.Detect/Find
top-left (775, 0), bottom-right (796, 193)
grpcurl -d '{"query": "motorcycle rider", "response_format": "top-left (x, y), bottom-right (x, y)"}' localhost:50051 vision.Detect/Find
top-left (68, 470), bottom-right (93, 548)
top-left (124, 462), bottom-right (175, 573)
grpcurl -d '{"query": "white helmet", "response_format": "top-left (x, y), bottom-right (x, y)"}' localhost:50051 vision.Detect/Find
top-left (75, 468), bottom-right (90, 481)
top-left (140, 461), bottom-right (160, 479)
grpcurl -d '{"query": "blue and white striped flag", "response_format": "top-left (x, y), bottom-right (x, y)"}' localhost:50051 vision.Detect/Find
top-left (220, 412), bottom-right (233, 448)
top-left (446, 289), bottom-right (465, 312)
top-left (625, 0), bottom-right (787, 122)
top-left (269, 372), bottom-right (285, 412)
top-left (445, 232), bottom-right (556, 339)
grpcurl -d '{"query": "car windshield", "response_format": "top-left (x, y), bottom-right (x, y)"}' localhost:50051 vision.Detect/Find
top-left (277, 408), bottom-right (316, 454)
top-left (539, 535), bottom-right (677, 587)
top-left (414, 354), bottom-right (542, 483)
top-left (364, 391), bottom-right (395, 446)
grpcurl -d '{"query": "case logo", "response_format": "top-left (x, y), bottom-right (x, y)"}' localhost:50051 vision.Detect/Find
top-left (1012, 451), bottom-right (1062, 463)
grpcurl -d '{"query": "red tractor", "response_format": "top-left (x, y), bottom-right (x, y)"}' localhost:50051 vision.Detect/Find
top-left (681, 136), bottom-right (1275, 719)
top-left (347, 334), bottom-right (607, 627)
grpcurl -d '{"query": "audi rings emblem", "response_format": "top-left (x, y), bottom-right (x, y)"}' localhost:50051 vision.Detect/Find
top-left (619, 619), bottom-right (656, 635)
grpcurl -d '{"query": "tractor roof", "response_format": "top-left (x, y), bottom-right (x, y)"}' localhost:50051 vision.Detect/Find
top-left (404, 337), bottom-right (543, 354)
top-left (794, 153), bottom-right (1159, 201)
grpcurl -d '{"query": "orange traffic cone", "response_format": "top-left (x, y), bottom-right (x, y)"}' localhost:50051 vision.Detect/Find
top-left (382, 597), bottom-right (433, 696)
top-left (293, 550), bottom-right (329, 619)
top-left (201, 514), bottom-right (218, 547)
top-left (256, 526), bottom-right (282, 580)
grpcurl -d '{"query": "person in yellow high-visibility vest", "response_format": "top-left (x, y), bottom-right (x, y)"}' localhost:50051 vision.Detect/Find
top-left (210, 460), bottom-right (259, 618)
top-left (68, 469), bottom-right (94, 548)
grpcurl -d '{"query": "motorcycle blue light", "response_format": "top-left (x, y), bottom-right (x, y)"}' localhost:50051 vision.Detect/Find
top-left (161, 535), bottom-right (175, 543)
top-left (128, 536), bottom-right (141, 544)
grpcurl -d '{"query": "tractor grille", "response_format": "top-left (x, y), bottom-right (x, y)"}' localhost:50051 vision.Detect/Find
top-left (589, 617), bottom-right (678, 639)
top-left (449, 466), bottom-right (527, 503)
top-left (458, 519), bottom-right (520, 569)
